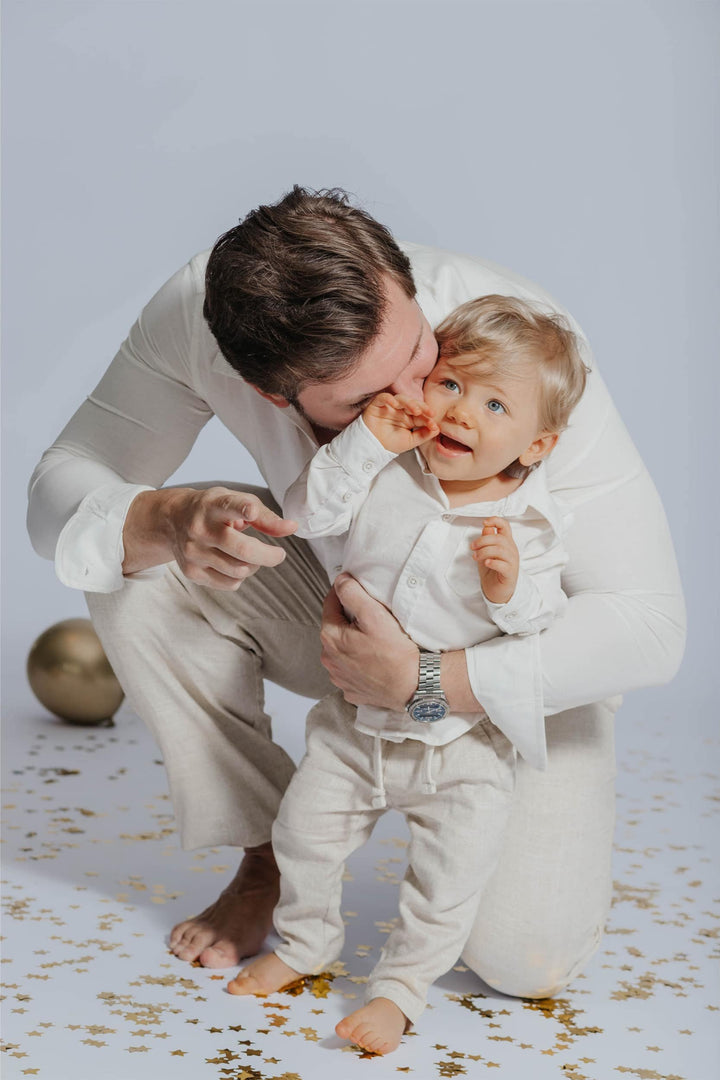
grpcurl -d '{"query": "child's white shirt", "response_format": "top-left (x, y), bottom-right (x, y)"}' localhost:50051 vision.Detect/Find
top-left (283, 417), bottom-right (572, 768)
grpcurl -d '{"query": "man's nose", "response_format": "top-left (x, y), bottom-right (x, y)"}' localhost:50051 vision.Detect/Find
top-left (387, 371), bottom-right (426, 399)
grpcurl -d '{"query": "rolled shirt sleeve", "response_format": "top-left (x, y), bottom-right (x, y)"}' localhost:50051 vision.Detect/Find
top-left (484, 571), bottom-right (568, 637)
top-left (54, 481), bottom-right (159, 592)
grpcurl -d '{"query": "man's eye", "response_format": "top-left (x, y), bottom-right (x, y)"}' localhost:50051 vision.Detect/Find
top-left (487, 399), bottom-right (505, 414)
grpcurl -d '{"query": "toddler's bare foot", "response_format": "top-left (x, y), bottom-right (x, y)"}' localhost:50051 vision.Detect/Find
top-left (227, 952), bottom-right (303, 996)
top-left (169, 842), bottom-right (279, 968)
top-left (335, 997), bottom-right (408, 1055)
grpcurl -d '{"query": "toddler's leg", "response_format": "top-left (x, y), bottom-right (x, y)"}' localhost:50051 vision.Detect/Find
top-left (227, 693), bottom-right (381, 996)
top-left (339, 722), bottom-right (515, 1052)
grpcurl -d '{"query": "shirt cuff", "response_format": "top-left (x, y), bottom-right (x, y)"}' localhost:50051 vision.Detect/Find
top-left (484, 573), bottom-right (539, 635)
top-left (327, 415), bottom-right (398, 483)
top-left (464, 633), bottom-right (547, 770)
top-left (55, 481), bottom-right (161, 593)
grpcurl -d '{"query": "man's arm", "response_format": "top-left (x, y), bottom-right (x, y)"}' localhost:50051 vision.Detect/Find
top-left (28, 258), bottom-right (294, 592)
top-left (320, 577), bottom-right (478, 712)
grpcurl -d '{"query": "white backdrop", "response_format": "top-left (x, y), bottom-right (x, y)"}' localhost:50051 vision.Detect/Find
top-left (3, 0), bottom-right (718, 723)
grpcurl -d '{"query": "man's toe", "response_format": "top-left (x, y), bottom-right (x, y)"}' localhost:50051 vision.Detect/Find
top-left (198, 941), bottom-right (239, 968)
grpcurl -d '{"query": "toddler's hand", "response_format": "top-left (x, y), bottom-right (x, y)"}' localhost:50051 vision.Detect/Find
top-left (363, 393), bottom-right (439, 454)
top-left (470, 517), bottom-right (519, 605)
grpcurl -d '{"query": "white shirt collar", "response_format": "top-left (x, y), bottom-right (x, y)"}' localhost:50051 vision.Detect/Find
top-left (412, 453), bottom-right (565, 537)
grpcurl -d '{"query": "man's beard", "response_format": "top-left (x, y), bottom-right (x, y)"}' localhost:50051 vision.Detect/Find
top-left (286, 394), bottom-right (344, 436)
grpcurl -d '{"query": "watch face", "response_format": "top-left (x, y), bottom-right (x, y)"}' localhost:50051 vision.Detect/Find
top-left (409, 696), bottom-right (449, 723)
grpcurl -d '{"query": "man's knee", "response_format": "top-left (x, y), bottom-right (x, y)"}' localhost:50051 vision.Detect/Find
top-left (461, 922), bottom-right (604, 1000)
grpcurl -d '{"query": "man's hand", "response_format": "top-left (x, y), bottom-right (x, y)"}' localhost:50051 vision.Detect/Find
top-left (320, 574), bottom-right (420, 710)
top-left (363, 393), bottom-right (439, 454)
top-left (122, 487), bottom-right (297, 589)
top-left (470, 517), bottom-right (519, 605)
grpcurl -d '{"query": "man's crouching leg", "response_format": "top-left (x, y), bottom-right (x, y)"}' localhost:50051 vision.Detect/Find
top-left (85, 483), bottom-right (333, 967)
top-left (462, 700), bottom-right (618, 999)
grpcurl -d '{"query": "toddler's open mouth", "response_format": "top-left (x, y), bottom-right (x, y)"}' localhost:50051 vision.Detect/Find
top-left (436, 433), bottom-right (473, 456)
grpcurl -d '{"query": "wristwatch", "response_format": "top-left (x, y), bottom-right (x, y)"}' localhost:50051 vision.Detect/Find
top-left (405, 650), bottom-right (450, 723)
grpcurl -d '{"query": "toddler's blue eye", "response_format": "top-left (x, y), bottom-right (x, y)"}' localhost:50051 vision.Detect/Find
top-left (442, 379), bottom-right (460, 393)
top-left (487, 400), bottom-right (505, 414)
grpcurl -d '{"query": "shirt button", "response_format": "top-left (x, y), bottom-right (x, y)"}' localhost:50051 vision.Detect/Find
top-left (362, 460), bottom-right (374, 473)
top-left (442, 513), bottom-right (453, 522)
top-left (407, 576), bottom-right (418, 587)
top-left (342, 492), bottom-right (352, 502)
top-left (506, 611), bottom-right (517, 620)
top-left (333, 565), bottom-right (343, 574)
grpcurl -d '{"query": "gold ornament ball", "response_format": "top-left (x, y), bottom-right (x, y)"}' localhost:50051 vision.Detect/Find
top-left (27, 618), bottom-right (125, 724)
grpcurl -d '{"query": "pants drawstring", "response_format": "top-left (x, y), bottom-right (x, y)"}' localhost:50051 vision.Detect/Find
top-left (421, 743), bottom-right (437, 795)
top-left (371, 736), bottom-right (387, 809)
top-left (371, 737), bottom-right (438, 806)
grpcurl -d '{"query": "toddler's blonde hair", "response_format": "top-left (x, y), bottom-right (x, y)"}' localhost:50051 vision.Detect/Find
top-left (435, 294), bottom-right (589, 435)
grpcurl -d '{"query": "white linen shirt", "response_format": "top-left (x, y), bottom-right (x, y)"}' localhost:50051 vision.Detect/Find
top-left (27, 243), bottom-right (686, 744)
top-left (284, 416), bottom-right (571, 767)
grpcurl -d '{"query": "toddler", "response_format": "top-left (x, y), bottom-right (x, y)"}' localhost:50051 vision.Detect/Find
top-left (227, 295), bottom-right (589, 1054)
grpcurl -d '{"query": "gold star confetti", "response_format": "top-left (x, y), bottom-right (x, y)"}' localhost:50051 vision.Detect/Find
top-left (437, 1061), bottom-right (467, 1077)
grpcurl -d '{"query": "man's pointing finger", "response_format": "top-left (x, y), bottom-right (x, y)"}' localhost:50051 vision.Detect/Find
top-left (209, 492), bottom-right (297, 537)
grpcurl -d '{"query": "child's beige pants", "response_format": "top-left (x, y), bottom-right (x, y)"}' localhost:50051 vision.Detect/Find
top-left (272, 691), bottom-right (516, 1023)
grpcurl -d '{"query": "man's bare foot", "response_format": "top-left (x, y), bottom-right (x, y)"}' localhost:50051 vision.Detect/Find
top-left (227, 952), bottom-right (303, 996)
top-left (169, 842), bottom-right (279, 968)
top-left (335, 997), bottom-right (408, 1055)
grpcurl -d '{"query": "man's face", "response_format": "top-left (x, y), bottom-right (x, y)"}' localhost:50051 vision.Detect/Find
top-left (294, 277), bottom-right (438, 431)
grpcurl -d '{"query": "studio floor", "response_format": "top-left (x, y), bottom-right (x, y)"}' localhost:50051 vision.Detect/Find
top-left (2, 676), bottom-right (718, 1080)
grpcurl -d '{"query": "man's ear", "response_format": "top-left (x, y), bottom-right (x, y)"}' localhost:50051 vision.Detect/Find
top-left (253, 386), bottom-right (291, 409)
top-left (518, 431), bottom-right (559, 467)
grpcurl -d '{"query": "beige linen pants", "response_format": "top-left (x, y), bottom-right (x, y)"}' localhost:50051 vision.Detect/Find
top-left (272, 692), bottom-right (516, 1022)
top-left (86, 485), bottom-right (617, 1000)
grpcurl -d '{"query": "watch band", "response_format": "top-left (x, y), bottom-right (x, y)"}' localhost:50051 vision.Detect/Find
top-left (406, 650), bottom-right (450, 723)
top-left (417, 651), bottom-right (443, 694)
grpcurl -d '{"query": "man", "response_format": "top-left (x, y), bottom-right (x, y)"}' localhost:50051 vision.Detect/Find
top-left (28, 186), bottom-right (685, 998)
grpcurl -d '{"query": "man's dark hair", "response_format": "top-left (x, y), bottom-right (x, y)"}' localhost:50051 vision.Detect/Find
top-left (203, 186), bottom-right (416, 399)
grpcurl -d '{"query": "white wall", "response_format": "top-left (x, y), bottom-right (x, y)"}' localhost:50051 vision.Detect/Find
top-left (3, 0), bottom-right (718, 719)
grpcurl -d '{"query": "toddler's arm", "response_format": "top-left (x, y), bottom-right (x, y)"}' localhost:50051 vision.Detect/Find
top-left (283, 416), bottom-right (397, 539)
top-left (284, 394), bottom-right (437, 539)
top-left (472, 516), bottom-right (568, 636)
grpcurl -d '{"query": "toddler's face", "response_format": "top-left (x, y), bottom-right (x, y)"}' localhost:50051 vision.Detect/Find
top-left (421, 354), bottom-right (550, 483)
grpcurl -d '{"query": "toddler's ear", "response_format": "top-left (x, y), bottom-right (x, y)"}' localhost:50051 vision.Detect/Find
top-left (518, 431), bottom-right (558, 467)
